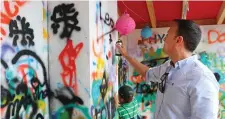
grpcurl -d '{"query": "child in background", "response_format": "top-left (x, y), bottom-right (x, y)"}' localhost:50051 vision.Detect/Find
top-left (117, 85), bottom-right (140, 119)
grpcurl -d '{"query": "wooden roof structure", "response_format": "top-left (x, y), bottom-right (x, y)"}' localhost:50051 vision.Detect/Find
top-left (118, 1), bottom-right (225, 28)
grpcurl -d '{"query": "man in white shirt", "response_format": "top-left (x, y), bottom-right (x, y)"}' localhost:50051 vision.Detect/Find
top-left (117, 19), bottom-right (219, 119)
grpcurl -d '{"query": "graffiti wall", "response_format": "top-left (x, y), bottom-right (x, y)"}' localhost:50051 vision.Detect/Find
top-left (0, 1), bottom-right (49, 119)
top-left (125, 25), bottom-right (225, 119)
top-left (1, 1), bottom-right (118, 119)
top-left (89, 1), bottom-right (118, 119)
top-left (47, 1), bottom-right (91, 119)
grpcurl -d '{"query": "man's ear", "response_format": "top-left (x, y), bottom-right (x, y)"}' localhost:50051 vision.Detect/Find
top-left (176, 36), bottom-right (184, 44)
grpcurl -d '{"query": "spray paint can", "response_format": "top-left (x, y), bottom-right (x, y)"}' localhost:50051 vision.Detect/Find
top-left (116, 39), bottom-right (123, 56)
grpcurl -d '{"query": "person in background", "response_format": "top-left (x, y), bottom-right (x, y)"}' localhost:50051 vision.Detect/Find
top-left (116, 19), bottom-right (219, 119)
top-left (116, 85), bottom-right (140, 119)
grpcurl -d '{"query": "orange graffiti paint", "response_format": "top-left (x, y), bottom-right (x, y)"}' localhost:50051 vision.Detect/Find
top-left (58, 39), bottom-right (83, 95)
top-left (92, 72), bottom-right (97, 79)
top-left (15, 1), bottom-right (26, 6)
top-left (17, 64), bottom-right (37, 84)
top-left (208, 30), bottom-right (225, 44)
top-left (0, 27), bottom-right (6, 36)
top-left (92, 38), bottom-right (103, 58)
top-left (0, 107), bottom-right (6, 116)
top-left (0, 1), bottom-right (27, 39)
top-left (92, 71), bottom-right (103, 80)
top-left (17, 64), bottom-right (38, 93)
top-left (0, 27), bottom-right (6, 40)
top-left (108, 51), bottom-right (111, 59)
top-left (92, 15), bottom-right (106, 58)
top-left (4, 1), bottom-right (19, 17)
top-left (0, 12), bottom-right (11, 25)
top-left (130, 75), bottom-right (143, 83)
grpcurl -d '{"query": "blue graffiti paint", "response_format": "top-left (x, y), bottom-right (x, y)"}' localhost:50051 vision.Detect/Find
top-left (15, 57), bottom-right (39, 69)
top-left (95, 2), bottom-right (100, 25)
top-left (55, 104), bottom-right (91, 119)
top-left (42, 45), bottom-right (48, 52)
top-left (92, 80), bottom-right (102, 106)
top-left (1, 43), bottom-right (15, 61)
top-left (199, 52), bottom-right (211, 68)
top-left (57, 82), bottom-right (63, 89)
top-left (104, 45), bottom-right (106, 54)
top-left (5, 68), bottom-right (15, 81)
top-left (93, 61), bottom-right (96, 66)
top-left (78, 79), bottom-right (91, 97)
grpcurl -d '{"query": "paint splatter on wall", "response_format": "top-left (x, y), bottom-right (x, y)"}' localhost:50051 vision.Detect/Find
top-left (90, 1), bottom-right (118, 119)
top-left (48, 1), bottom-right (91, 119)
top-left (0, 1), bottom-right (49, 119)
top-left (125, 25), bottom-right (225, 119)
top-left (1, 1), bottom-right (118, 119)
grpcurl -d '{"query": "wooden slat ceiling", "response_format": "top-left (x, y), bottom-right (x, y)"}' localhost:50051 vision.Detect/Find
top-left (118, 1), bottom-right (225, 29)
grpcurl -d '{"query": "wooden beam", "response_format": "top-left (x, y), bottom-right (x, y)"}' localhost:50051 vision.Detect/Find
top-left (194, 19), bottom-right (217, 25)
top-left (136, 19), bottom-right (217, 29)
top-left (217, 1), bottom-right (225, 24)
top-left (146, 1), bottom-right (156, 28)
top-left (182, 0), bottom-right (189, 19)
top-left (118, 7), bottom-right (121, 17)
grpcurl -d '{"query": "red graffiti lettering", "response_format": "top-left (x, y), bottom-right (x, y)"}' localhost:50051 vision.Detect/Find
top-left (4, 1), bottom-right (19, 17)
top-left (92, 71), bottom-right (103, 80)
top-left (0, 12), bottom-right (11, 24)
top-left (108, 51), bottom-right (111, 59)
top-left (130, 75), bottom-right (144, 83)
top-left (92, 23), bottom-right (104, 57)
top-left (208, 30), bottom-right (225, 44)
top-left (17, 64), bottom-right (38, 93)
top-left (0, 1), bottom-right (27, 40)
top-left (58, 39), bottom-right (83, 95)
top-left (1, 27), bottom-right (6, 36)
top-left (15, 1), bottom-right (26, 6)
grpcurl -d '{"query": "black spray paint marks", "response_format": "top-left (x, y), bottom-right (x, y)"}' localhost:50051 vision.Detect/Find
top-left (136, 82), bottom-right (158, 94)
top-left (1, 58), bottom-right (8, 69)
top-left (0, 50), bottom-right (51, 119)
top-left (12, 50), bottom-right (48, 88)
top-left (133, 58), bottom-right (169, 94)
top-left (104, 34), bottom-right (113, 60)
top-left (4, 82), bottom-right (38, 119)
top-left (11, 49), bottom-right (51, 102)
top-left (1, 49), bottom-right (87, 119)
top-left (36, 113), bottom-right (44, 119)
top-left (155, 34), bottom-right (167, 43)
top-left (99, 2), bottom-right (114, 28)
top-left (1, 69), bottom-right (47, 119)
top-left (1, 50), bottom-right (50, 119)
top-left (141, 57), bottom-right (169, 67)
top-left (31, 77), bottom-right (49, 100)
top-left (91, 96), bottom-right (116, 119)
top-left (95, 2), bottom-right (116, 41)
top-left (109, 34), bottom-right (112, 44)
top-left (1, 86), bottom-right (11, 108)
top-left (118, 57), bottom-right (128, 87)
top-left (9, 15), bottom-right (34, 47)
top-left (53, 87), bottom-right (84, 119)
top-left (100, 71), bottom-right (108, 100)
top-left (51, 3), bottom-right (81, 39)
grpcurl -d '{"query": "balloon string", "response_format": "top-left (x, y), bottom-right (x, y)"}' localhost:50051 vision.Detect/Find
top-left (121, 1), bottom-right (148, 23)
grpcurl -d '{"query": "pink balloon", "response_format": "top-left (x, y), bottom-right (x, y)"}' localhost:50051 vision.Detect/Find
top-left (115, 13), bottom-right (136, 35)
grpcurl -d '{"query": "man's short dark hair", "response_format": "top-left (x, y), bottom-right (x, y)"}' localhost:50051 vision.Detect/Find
top-left (173, 19), bottom-right (202, 52)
